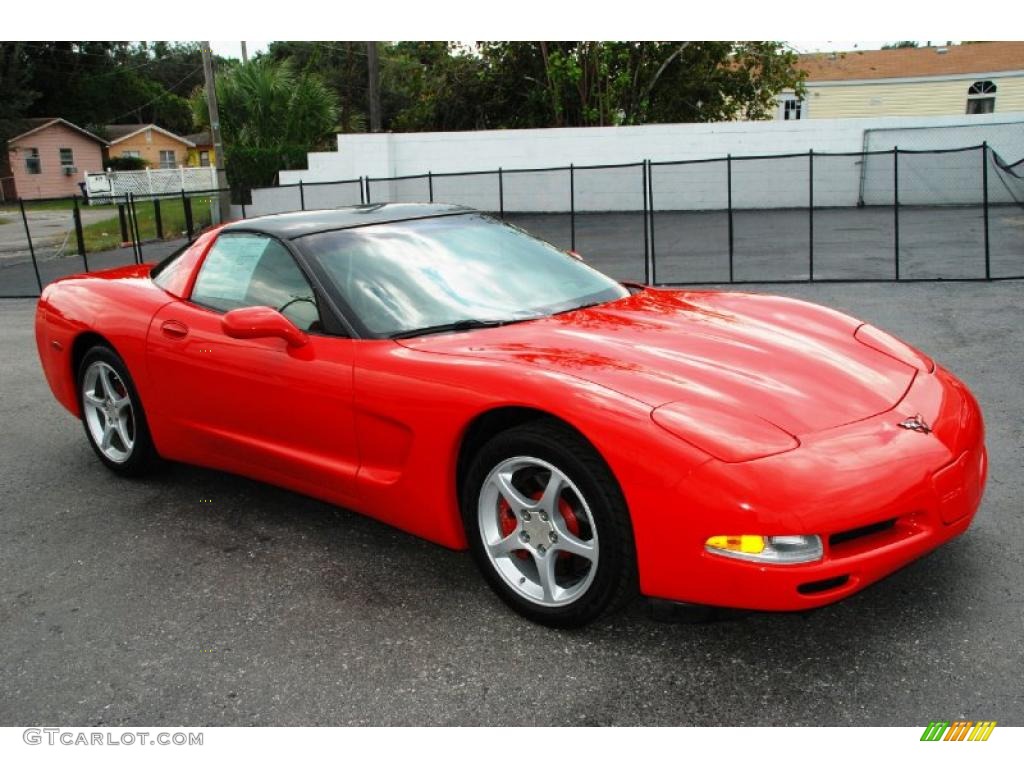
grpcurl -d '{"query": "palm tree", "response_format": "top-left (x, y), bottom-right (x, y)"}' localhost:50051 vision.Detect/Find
top-left (192, 57), bottom-right (338, 190)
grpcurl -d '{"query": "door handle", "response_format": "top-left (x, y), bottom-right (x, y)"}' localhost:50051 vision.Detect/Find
top-left (161, 319), bottom-right (189, 339)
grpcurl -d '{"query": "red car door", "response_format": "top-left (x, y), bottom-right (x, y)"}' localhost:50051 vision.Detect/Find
top-left (145, 232), bottom-right (359, 500)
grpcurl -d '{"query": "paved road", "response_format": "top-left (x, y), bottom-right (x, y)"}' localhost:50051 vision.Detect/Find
top-left (0, 207), bottom-right (121, 260)
top-left (0, 281), bottom-right (1021, 726)
top-left (0, 238), bottom-right (185, 297)
top-left (2, 205), bottom-right (1021, 297)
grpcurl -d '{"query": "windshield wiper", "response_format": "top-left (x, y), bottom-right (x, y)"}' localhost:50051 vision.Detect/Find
top-left (390, 318), bottom-right (508, 339)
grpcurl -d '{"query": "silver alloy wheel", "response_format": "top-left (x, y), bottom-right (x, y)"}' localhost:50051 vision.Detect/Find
top-left (478, 455), bottom-right (599, 607)
top-left (81, 360), bottom-right (135, 463)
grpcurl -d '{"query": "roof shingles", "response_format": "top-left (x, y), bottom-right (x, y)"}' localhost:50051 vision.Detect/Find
top-left (799, 42), bottom-right (1024, 82)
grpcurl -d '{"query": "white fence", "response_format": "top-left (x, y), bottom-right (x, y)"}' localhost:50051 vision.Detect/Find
top-left (244, 145), bottom-right (1019, 218)
top-left (234, 115), bottom-right (1024, 217)
top-left (84, 167), bottom-right (218, 201)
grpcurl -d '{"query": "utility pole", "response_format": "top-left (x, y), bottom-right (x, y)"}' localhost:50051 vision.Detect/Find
top-left (367, 41), bottom-right (382, 132)
top-left (240, 41), bottom-right (248, 64)
top-left (201, 41), bottom-right (232, 223)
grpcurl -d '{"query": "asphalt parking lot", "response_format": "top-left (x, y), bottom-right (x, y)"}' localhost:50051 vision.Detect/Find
top-left (509, 205), bottom-right (1023, 282)
top-left (1, 280), bottom-right (1022, 726)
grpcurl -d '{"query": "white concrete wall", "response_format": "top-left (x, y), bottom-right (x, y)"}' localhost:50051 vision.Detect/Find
top-left (246, 113), bottom-right (1023, 215)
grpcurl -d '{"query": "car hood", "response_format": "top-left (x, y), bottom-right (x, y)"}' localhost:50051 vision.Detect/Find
top-left (396, 289), bottom-right (916, 437)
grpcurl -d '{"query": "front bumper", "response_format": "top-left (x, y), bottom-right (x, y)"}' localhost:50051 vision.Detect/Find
top-left (634, 365), bottom-right (987, 611)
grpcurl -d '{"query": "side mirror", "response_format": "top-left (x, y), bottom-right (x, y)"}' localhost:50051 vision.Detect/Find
top-left (222, 306), bottom-right (308, 348)
top-left (567, 250), bottom-right (585, 261)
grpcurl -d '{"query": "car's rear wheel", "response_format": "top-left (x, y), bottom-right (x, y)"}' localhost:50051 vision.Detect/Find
top-left (78, 345), bottom-right (156, 476)
top-left (462, 419), bottom-right (637, 627)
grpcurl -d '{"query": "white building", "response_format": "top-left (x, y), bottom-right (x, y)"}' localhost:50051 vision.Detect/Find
top-left (776, 41), bottom-right (1024, 121)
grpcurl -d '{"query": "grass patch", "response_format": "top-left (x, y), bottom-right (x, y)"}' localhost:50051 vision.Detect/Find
top-left (79, 198), bottom-right (215, 253)
top-left (0, 199), bottom-right (77, 214)
top-left (78, 208), bottom-right (123, 252)
top-left (0, 215), bottom-right (10, 226)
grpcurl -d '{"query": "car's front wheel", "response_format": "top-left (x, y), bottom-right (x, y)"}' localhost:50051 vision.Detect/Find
top-left (78, 345), bottom-right (156, 476)
top-left (462, 419), bottom-right (637, 627)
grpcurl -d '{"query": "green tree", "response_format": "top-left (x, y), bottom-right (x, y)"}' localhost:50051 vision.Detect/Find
top-left (267, 41), bottom-right (368, 133)
top-left (380, 42), bottom-right (489, 131)
top-left (882, 41), bottom-right (920, 49)
top-left (476, 41), bottom-right (805, 128)
top-left (0, 43), bottom-right (38, 143)
top-left (6, 41), bottom-right (205, 136)
top-left (191, 57), bottom-right (338, 191)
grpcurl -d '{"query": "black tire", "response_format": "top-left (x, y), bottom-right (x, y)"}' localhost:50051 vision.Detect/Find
top-left (461, 418), bottom-right (637, 628)
top-left (76, 344), bottom-right (157, 477)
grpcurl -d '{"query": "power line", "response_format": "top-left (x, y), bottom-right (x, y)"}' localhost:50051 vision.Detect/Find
top-left (11, 42), bottom-right (199, 77)
top-left (104, 64), bottom-right (204, 124)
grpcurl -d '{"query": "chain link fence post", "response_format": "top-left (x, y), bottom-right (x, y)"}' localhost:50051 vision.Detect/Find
top-left (569, 164), bottom-right (576, 252)
top-left (982, 142), bottom-right (991, 280)
top-left (641, 161), bottom-right (650, 284)
top-left (73, 197), bottom-right (89, 272)
top-left (727, 153), bottom-right (734, 283)
top-left (18, 199), bottom-right (44, 294)
top-left (117, 202), bottom-right (129, 244)
top-left (808, 149), bottom-right (815, 282)
top-left (498, 167), bottom-right (504, 219)
top-left (647, 160), bottom-right (657, 285)
top-left (893, 147), bottom-right (900, 280)
top-left (182, 190), bottom-right (194, 243)
top-left (153, 198), bottom-right (163, 240)
top-left (129, 193), bottom-right (143, 264)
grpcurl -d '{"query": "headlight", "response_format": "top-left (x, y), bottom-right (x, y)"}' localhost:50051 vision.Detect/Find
top-left (705, 534), bottom-right (823, 564)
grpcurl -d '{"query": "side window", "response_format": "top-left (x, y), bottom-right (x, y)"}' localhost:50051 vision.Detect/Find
top-left (191, 234), bottom-right (322, 331)
top-left (25, 148), bottom-right (41, 174)
top-left (966, 80), bottom-right (996, 115)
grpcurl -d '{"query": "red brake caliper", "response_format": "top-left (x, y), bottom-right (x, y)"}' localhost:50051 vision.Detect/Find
top-left (499, 491), bottom-right (581, 561)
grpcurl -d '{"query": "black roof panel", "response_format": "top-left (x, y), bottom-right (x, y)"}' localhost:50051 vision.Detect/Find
top-left (222, 203), bottom-right (474, 240)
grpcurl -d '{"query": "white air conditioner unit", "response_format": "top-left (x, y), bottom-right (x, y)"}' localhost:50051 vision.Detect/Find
top-left (63, 166), bottom-right (78, 176)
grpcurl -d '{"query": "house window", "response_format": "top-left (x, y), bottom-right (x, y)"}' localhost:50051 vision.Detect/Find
top-left (25, 148), bottom-right (41, 174)
top-left (59, 148), bottom-right (75, 169)
top-left (159, 150), bottom-right (176, 169)
top-left (783, 98), bottom-right (803, 120)
top-left (199, 150), bottom-right (211, 167)
top-left (966, 80), bottom-right (996, 114)
top-left (122, 150), bottom-right (141, 159)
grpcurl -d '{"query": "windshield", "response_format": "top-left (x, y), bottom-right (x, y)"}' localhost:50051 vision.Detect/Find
top-left (298, 213), bottom-right (629, 337)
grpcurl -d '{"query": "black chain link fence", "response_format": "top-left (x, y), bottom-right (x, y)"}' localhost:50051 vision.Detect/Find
top-left (1, 189), bottom-right (227, 298)
top-left (4, 144), bottom-right (1022, 298)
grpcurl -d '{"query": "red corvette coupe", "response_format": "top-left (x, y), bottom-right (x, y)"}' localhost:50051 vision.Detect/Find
top-left (35, 204), bottom-right (986, 626)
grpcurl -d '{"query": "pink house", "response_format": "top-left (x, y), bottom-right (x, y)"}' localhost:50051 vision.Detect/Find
top-left (6, 118), bottom-right (108, 200)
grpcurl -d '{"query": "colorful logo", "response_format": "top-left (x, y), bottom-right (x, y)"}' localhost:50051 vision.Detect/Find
top-left (920, 721), bottom-right (996, 741)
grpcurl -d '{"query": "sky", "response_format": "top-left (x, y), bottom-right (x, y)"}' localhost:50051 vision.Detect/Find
top-left (211, 41), bottom-right (271, 60)
top-left (210, 40), bottom-right (941, 61)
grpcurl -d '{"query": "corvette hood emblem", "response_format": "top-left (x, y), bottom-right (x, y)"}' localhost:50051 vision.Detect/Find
top-left (898, 414), bottom-right (932, 434)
